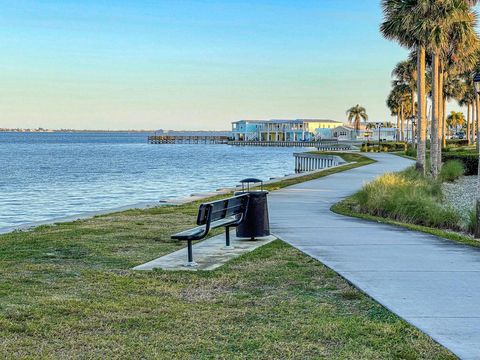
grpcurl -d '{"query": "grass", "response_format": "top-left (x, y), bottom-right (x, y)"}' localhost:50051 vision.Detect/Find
top-left (439, 160), bottom-right (465, 182)
top-left (349, 166), bottom-right (461, 230)
top-left (0, 151), bottom-right (456, 358)
top-left (331, 164), bottom-right (480, 249)
top-left (332, 197), bottom-right (480, 249)
top-left (263, 152), bottom-right (375, 191)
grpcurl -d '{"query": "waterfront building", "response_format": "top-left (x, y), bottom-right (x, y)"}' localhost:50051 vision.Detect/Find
top-left (333, 124), bottom-right (415, 142)
top-left (231, 119), bottom-right (344, 141)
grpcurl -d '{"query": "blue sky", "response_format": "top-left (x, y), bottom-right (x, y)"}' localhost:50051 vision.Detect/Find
top-left (0, 0), bottom-right (438, 130)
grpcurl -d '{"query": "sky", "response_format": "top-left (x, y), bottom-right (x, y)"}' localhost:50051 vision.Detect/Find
top-left (0, 0), bottom-right (469, 130)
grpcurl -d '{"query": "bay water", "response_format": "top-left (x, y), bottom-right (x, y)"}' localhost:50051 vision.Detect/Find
top-left (0, 132), bottom-right (301, 231)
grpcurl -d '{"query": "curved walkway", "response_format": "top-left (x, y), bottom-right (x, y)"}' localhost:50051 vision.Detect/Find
top-left (269, 153), bottom-right (480, 360)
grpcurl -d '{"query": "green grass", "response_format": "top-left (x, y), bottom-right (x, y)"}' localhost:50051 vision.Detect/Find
top-left (439, 160), bottom-right (465, 182)
top-left (0, 152), bottom-right (456, 358)
top-left (263, 152), bottom-right (375, 191)
top-left (349, 166), bottom-right (461, 230)
top-left (332, 197), bottom-right (480, 249)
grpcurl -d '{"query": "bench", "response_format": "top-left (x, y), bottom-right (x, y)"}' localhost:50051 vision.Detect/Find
top-left (171, 194), bottom-right (250, 267)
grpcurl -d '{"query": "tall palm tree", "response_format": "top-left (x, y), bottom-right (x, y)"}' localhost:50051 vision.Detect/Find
top-left (446, 111), bottom-right (466, 136)
top-left (392, 60), bottom-right (417, 143)
top-left (381, 0), bottom-right (429, 173)
top-left (387, 84), bottom-right (413, 141)
top-left (381, 0), bottom-right (478, 177)
top-left (346, 105), bottom-right (368, 131)
top-left (459, 86), bottom-right (475, 144)
top-left (443, 77), bottom-right (467, 143)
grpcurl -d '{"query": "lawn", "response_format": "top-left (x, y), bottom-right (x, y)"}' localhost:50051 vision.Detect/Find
top-left (0, 152), bottom-right (455, 358)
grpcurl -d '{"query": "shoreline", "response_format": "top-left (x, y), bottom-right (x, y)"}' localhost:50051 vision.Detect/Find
top-left (0, 162), bottom-right (352, 235)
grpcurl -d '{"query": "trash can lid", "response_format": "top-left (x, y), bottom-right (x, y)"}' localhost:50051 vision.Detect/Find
top-left (240, 178), bottom-right (263, 183)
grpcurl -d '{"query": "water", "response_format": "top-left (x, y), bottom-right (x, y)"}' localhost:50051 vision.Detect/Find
top-left (0, 132), bottom-right (301, 230)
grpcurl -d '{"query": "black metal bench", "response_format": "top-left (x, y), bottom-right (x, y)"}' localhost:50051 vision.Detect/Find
top-left (171, 194), bottom-right (249, 267)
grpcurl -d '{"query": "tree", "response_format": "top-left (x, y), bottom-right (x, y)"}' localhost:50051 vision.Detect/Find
top-left (443, 77), bottom-right (467, 143)
top-left (458, 83), bottom-right (475, 144)
top-left (381, 0), bottom-right (428, 173)
top-left (392, 60), bottom-right (417, 142)
top-left (387, 84), bottom-right (414, 141)
top-left (446, 111), bottom-right (466, 135)
top-left (381, 0), bottom-right (478, 177)
top-left (346, 105), bottom-right (368, 131)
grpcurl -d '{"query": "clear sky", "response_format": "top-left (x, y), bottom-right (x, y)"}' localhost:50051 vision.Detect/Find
top-left (0, 0), bottom-right (446, 130)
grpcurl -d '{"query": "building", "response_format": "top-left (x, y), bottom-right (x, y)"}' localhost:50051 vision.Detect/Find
top-left (231, 119), bottom-right (344, 141)
top-left (333, 125), bottom-right (412, 142)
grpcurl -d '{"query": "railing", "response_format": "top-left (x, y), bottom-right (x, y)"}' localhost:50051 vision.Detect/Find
top-left (228, 140), bottom-right (351, 149)
top-left (294, 153), bottom-right (347, 173)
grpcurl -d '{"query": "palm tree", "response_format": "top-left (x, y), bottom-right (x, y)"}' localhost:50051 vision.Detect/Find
top-left (387, 84), bottom-right (413, 142)
top-left (380, 0), bottom-right (428, 173)
top-left (346, 105), bottom-right (368, 131)
top-left (381, 0), bottom-right (478, 177)
top-left (443, 77), bottom-right (467, 145)
top-left (458, 87), bottom-right (475, 144)
top-left (392, 60), bottom-right (417, 143)
top-left (446, 111), bottom-right (466, 136)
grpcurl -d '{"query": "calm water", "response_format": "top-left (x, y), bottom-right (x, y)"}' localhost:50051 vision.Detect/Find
top-left (0, 132), bottom-right (300, 230)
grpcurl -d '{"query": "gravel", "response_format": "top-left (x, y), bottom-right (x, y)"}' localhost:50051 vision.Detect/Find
top-left (442, 176), bottom-right (478, 223)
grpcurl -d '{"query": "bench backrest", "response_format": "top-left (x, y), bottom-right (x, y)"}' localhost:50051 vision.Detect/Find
top-left (196, 194), bottom-right (249, 226)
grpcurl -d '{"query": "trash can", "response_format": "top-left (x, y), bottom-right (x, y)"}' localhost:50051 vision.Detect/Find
top-left (235, 178), bottom-right (270, 239)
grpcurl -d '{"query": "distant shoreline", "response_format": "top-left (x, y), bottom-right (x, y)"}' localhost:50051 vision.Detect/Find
top-left (0, 130), bottom-right (155, 133)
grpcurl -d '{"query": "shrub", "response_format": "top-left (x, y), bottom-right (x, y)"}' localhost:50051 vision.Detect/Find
top-left (361, 142), bottom-right (407, 152)
top-left (446, 139), bottom-right (469, 147)
top-left (468, 210), bottom-right (477, 235)
top-left (353, 168), bottom-right (461, 230)
top-left (442, 151), bottom-right (478, 175)
top-left (439, 160), bottom-right (464, 182)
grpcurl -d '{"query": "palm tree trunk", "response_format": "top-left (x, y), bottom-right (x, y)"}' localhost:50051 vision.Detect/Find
top-left (416, 47), bottom-right (427, 174)
top-left (467, 103), bottom-right (471, 145)
top-left (430, 52), bottom-right (440, 178)
top-left (440, 70), bottom-right (446, 152)
top-left (396, 111), bottom-right (400, 141)
top-left (473, 100), bottom-right (477, 145)
top-left (400, 103), bottom-right (405, 141)
top-left (477, 95), bottom-right (480, 153)
top-left (411, 89), bottom-right (416, 148)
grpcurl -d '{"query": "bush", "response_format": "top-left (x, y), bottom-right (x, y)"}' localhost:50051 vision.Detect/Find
top-left (439, 160), bottom-right (464, 182)
top-left (353, 167), bottom-right (461, 230)
top-left (361, 141), bottom-right (407, 152)
top-left (442, 151), bottom-right (478, 175)
top-left (405, 145), bottom-right (416, 158)
top-left (446, 139), bottom-right (469, 147)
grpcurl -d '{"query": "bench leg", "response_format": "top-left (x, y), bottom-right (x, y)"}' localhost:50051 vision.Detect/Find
top-left (223, 226), bottom-right (234, 250)
top-left (184, 240), bottom-right (198, 267)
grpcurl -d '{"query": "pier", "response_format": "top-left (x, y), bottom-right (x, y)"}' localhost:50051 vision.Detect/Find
top-left (294, 153), bottom-right (347, 173)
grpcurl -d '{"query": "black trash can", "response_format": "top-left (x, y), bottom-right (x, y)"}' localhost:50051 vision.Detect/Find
top-left (235, 178), bottom-right (270, 239)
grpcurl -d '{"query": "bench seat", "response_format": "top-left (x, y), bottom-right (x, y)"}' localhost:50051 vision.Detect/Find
top-left (171, 216), bottom-right (239, 240)
top-left (170, 194), bottom-right (250, 267)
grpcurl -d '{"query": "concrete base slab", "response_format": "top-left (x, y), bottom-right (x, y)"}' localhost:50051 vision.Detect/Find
top-left (133, 233), bottom-right (276, 271)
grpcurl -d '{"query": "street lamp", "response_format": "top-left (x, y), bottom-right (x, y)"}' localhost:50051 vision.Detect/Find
top-left (474, 73), bottom-right (480, 94)
top-left (472, 73), bottom-right (480, 238)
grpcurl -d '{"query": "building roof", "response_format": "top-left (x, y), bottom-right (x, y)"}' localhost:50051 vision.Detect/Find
top-left (232, 118), bottom-right (344, 125)
top-left (297, 119), bottom-right (343, 123)
top-left (232, 119), bottom-right (268, 124)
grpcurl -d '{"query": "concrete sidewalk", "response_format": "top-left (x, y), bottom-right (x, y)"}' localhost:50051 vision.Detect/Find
top-left (269, 153), bottom-right (480, 360)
